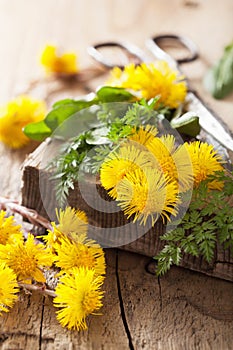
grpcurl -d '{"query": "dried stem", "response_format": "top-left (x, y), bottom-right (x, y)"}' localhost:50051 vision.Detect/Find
top-left (18, 283), bottom-right (57, 298)
top-left (18, 66), bottom-right (105, 103)
top-left (0, 196), bottom-right (52, 230)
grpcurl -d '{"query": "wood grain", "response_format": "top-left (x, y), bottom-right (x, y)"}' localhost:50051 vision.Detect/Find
top-left (40, 250), bottom-right (129, 350)
top-left (0, 0), bottom-right (233, 349)
top-left (118, 250), bottom-right (233, 350)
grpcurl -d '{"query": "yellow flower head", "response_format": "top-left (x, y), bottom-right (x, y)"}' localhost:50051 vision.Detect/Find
top-left (107, 61), bottom-right (187, 108)
top-left (116, 167), bottom-right (179, 225)
top-left (54, 235), bottom-right (106, 276)
top-left (0, 233), bottom-right (54, 283)
top-left (147, 135), bottom-right (193, 192)
top-left (0, 211), bottom-right (24, 245)
top-left (56, 207), bottom-right (88, 239)
top-left (129, 125), bottom-right (158, 147)
top-left (0, 95), bottom-right (46, 148)
top-left (40, 45), bottom-right (78, 75)
top-left (100, 144), bottom-right (152, 199)
top-left (44, 207), bottom-right (88, 248)
top-left (0, 264), bottom-right (19, 315)
top-left (54, 267), bottom-right (105, 330)
top-left (185, 141), bottom-right (224, 189)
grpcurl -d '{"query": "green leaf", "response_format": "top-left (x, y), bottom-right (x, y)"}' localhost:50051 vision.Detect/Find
top-left (155, 245), bottom-right (181, 276)
top-left (86, 127), bottom-right (110, 145)
top-left (52, 98), bottom-right (81, 108)
top-left (45, 100), bottom-right (97, 131)
top-left (139, 96), bottom-right (161, 109)
top-left (96, 86), bottom-right (135, 102)
top-left (52, 94), bottom-right (97, 108)
top-left (160, 228), bottom-right (185, 242)
top-left (189, 211), bottom-right (201, 223)
top-left (199, 239), bottom-right (215, 263)
top-left (203, 42), bottom-right (233, 99)
top-left (23, 120), bottom-right (52, 141)
top-left (183, 221), bottom-right (197, 230)
top-left (170, 111), bottom-right (201, 137)
top-left (180, 235), bottom-right (199, 257)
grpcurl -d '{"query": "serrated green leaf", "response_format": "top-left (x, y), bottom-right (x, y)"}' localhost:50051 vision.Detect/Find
top-left (201, 206), bottom-right (215, 216)
top-left (160, 228), bottom-right (185, 241)
top-left (201, 221), bottom-right (216, 231)
top-left (86, 127), bottom-right (110, 145)
top-left (199, 239), bottom-right (215, 263)
top-left (189, 211), bottom-right (201, 223)
top-left (183, 222), bottom-right (197, 230)
top-left (181, 236), bottom-right (199, 257)
top-left (155, 244), bottom-right (181, 276)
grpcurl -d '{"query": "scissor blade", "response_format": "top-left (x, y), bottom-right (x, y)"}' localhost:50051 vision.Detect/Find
top-left (187, 92), bottom-right (233, 152)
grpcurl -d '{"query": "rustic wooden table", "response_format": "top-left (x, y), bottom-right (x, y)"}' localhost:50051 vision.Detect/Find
top-left (0, 1), bottom-right (233, 349)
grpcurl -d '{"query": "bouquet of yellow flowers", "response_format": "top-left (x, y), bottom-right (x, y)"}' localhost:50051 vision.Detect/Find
top-left (0, 204), bottom-right (105, 331)
top-left (0, 48), bottom-right (232, 331)
top-left (20, 58), bottom-right (232, 276)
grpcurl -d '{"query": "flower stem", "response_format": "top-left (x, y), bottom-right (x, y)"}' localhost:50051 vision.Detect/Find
top-left (18, 283), bottom-right (57, 298)
top-left (0, 196), bottom-right (52, 230)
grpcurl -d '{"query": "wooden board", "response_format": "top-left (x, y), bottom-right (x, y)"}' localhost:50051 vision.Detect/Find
top-left (118, 250), bottom-right (233, 350)
top-left (0, 0), bottom-right (233, 349)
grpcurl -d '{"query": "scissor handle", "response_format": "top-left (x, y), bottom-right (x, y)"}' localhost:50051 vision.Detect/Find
top-left (87, 41), bottom-right (146, 69)
top-left (146, 34), bottom-right (199, 64)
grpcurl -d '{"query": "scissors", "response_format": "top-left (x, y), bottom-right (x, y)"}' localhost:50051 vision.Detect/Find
top-left (87, 34), bottom-right (233, 153)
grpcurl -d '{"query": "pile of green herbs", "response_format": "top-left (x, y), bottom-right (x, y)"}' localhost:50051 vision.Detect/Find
top-left (24, 86), bottom-right (200, 205)
top-left (156, 171), bottom-right (233, 275)
top-left (23, 86), bottom-right (233, 277)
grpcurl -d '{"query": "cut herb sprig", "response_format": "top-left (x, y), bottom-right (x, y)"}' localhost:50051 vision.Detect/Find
top-left (155, 170), bottom-right (233, 276)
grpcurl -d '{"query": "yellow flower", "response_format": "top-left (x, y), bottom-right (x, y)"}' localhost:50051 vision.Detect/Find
top-left (147, 135), bottom-right (193, 192)
top-left (0, 264), bottom-right (19, 315)
top-left (54, 267), bottom-right (104, 330)
top-left (0, 211), bottom-right (24, 245)
top-left (44, 207), bottom-right (88, 248)
top-left (43, 225), bottom-right (62, 249)
top-left (129, 125), bottom-right (158, 147)
top-left (107, 61), bottom-right (187, 108)
top-left (185, 141), bottom-right (224, 189)
top-left (100, 144), bottom-right (152, 199)
top-left (0, 95), bottom-right (46, 149)
top-left (45, 225), bottom-right (89, 252)
top-left (43, 207), bottom-right (105, 276)
top-left (54, 235), bottom-right (106, 276)
top-left (116, 168), bottom-right (179, 225)
top-left (40, 45), bottom-right (78, 75)
top-left (56, 207), bottom-right (88, 240)
top-left (0, 234), bottom-right (54, 283)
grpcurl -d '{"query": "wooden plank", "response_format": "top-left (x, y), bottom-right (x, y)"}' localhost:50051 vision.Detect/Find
top-left (0, 143), bottom-right (45, 350)
top-left (0, 293), bottom-right (44, 350)
top-left (0, 0), bottom-right (233, 349)
top-left (0, 148), bottom-right (129, 349)
top-left (117, 250), bottom-right (233, 350)
top-left (0, 250), bottom-right (129, 350)
top-left (40, 250), bottom-right (129, 350)
top-left (0, 119), bottom-right (129, 350)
